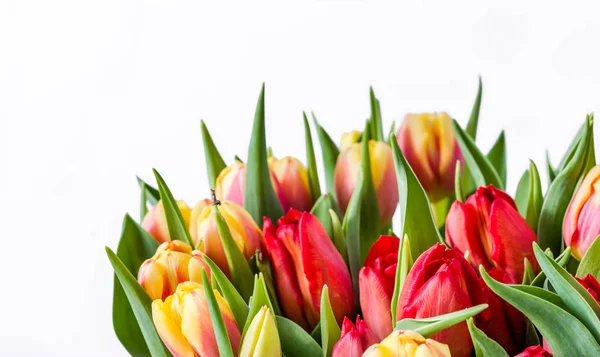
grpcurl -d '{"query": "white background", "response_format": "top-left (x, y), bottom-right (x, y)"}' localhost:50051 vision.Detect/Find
top-left (1, 1), bottom-right (600, 355)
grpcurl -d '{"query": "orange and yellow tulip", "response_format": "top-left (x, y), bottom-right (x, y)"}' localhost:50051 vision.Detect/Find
top-left (142, 200), bottom-right (192, 244)
top-left (362, 330), bottom-right (451, 357)
top-left (269, 156), bottom-right (313, 213)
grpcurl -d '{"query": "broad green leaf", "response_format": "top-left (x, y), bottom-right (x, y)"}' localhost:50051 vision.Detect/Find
top-left (200, 120), bottom-right (227, 189)
top-left (214, 204), bottom-right (255, 301)
top-left (152, 169), bottom-right (194, 247)
top-left (320, 286), bottom-right (341, 357)
top-left (137, 176), bottom-right (160, 205)
top-left (515, 161), bottom-right (544, 233)
top-left (545, 150), bottom-right (557, 184)
top-left (466, 76), bottom-right (482, 140)
top-left (112, 215), bottom-right (161, 357)
top-left (538, 116), bottom-right (594, 255)
top-left (395, 304), bottom-right (488, 338)
top-left (391, 235), bottom-right (413, 324)
top-left (329, 209), bottom-right (347, 264)
top-left (244, 84), bottom-right (284, 224)
top-left (389, 134), bottom-right (443, 259)
top-left (577, 236), bottom-right (600, 280)
top-left (310, 193), bottom-right (340, 242)
top-left (369, 87), bottom-right (384, 141)
top-left (454, 160), bottom-right (465, 203)
top-left (303, 112), bottom-right (322, 202)
top-left (557, 122), bottom-right (586, 173)
top-left (530, 248), bottom-right (572, 287)
top-left (202, 271), bottom-right (235, 357)
top-left (243, 274), bottom-right (275, 339)
top-left (533, 243), bottom-right (600, 342)
top-left (452, 120), bottom-right (503, 190)
top-left (467, 318), bottom-right (509, 357)
top-left (486, 130), bottom-right (507, 188)
top-left (106, 247), bottom-right (170, 357)
top-left (312, 112), bottom-right (340, 196)
top-left (276, 316), bottom-right (323, 357)
top-left (481, 267), bottom-right (600, 356)
top-left (203, 254), bottom-right (249, 330)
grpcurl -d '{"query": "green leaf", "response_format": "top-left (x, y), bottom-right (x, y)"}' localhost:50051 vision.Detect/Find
top-left (342, 177), bottom-right (362, 294)
top-left (243, 274), bottom-right (275, 339)
top-left (546, 151), bottom-right (557, 184)
top-left (395, 304), bottom-right (488, 338)
top-left (452, 119), bottom-right (503, 190)
top-left (389, 134), bottom-right (443, 260)
top-left (203, 254), bottom-right (249, 331)
top-left (202, 271), bottom-right (235, 357)
top-left (369, 87), bottom-right (384, 141)
top-left (387, 121), bottom-right (396, 142)
top-left (303, 112), bottom-right (322, 202)
top-left (329, 209), bottom-right (347, 264)
top-left (276, 316), bottom-right (323, 357)
top-left (310, 193), bottom-right (340, 242)
top-left (576, 236), bottom-right (600, 280)
top-left (252, 251), bottom-right (281, 316)
top-left (454, 160), bottom-right (465, 203)
top-left (522, 258), bottom-right (536, 285)
top-left (137, 176), bottom-right (160, 205)
top-left (312, 112), bottom-right (340, 196)
top-left (139, 182), bottom-right (149, 222)
top-left (244, 84), bottom-right (284, 224)
top-left (538, 116), bottom-right (594, 255)
top-left (486, 130), bottom-right (507, 188)
top-left (533, 243), bottom-right (600, 342)
top-left (152, 169), bottom-right (194, 247)
top-left (530, 248), bottom-right (572, 287)
top-left (515, 161), bottom-right (544, 233)
top-left (481, 267), bottom-right (600, 356)
top-left (466, 76), bottom-right (482, 140)
top-left (214, 204), bottom-right (255, 301)
top-left (200, 120), bottom-right (227, 189)
top-left (320, 286), bottom-right (341, 357)
top-left (557, 122), bottom-right (586, 173)
top-left (106, 247), bottom-right (170, 357)
top-left (112, 215), bottom-right (161, 357)
top-left (390, 235), bottom-right (413, 324)
top-left (467, 318), bottom-right (509, 357)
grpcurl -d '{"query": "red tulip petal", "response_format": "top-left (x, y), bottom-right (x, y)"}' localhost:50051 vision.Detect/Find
top-left (364, 235), bottom-right (400, 267)
top-left (359, 267), bottom-right (393, 340)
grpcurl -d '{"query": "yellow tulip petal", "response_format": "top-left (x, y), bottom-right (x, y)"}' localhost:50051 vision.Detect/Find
top-left (138, 260), bottom-right (166, 301)
top-left (152, 298), bottom-right (195, 357)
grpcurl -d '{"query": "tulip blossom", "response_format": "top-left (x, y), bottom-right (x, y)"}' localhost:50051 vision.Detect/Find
top-left (215, 159), bottom-right (287, 210)
top-left (362, 330), bottom-right (451, 357)
top-left (189, 198), bottom-right (212, 244)
top-left (152, 281), bottom-right (241, 357)
top-left (332, 316), bottom-right (378, 357)
top-left (359, 235), bottom-right (400, 340)
top-left (269, 156), bottom-right (313, 213)
top-left (142, 200), bottom-right (192, 244)
top-left (396, 243), bottom-right (487, 357)
top-left (239, 306), bottom-right (281, 357)
top-left (396, 112), bottom-right (463, 202)
top-left (340, 130), bottom-right (362, 151)
top-left (576, 273), bottom-right (600, 303)
top-left (334, 140), bottom-right (398, 225)
top-left (263, 209), bottom-right (354, 330)
top-left (446, 185), bottom-right (538, 283)
top-left (563, 165), bottom-right (600, 260)
top-left (515, 345), bottom-right (553, 357)
top-left (137, 241), bottom-right (210, 301)
top-left (192, 200), bottom-right (263, 277)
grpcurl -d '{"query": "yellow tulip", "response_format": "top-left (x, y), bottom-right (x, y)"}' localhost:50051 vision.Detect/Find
top-left (362, 330), bottom-right (451, 357)
top-left (142, 200), bottom-right (192, 244)
top-left (340, 130), bottom-right (362, 151)
top-left (239, 306), bottom-right (281, 357)
top-left (189, 198), bottom-right (212, 244)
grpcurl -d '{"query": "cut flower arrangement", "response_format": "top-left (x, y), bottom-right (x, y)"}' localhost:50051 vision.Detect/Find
top-left (107, 81), bottom-right (600, 357)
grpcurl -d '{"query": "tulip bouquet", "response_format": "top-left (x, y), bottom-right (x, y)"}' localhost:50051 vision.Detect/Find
top-left (107, 81), bottom-right (600, 357)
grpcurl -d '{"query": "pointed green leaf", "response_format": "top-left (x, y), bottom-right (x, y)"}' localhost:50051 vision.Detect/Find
top-left (201, 120), bottom-right (227, 189)
top-left (139, 182), bottom-right (149, 222)
top-left (391, 235), bottom-right (413, 324)
top-left (515, 161), bottom-right (544, 233)
top-left (466, 76), bottom-right (482, 139)
top-left (329, 209), bottom-right (347, 264)
top-left (387, 121), bottom-right (396, 142)
top-left (342, 178), bottom-right (362, 294)
top-left (320, 286), bottom-right (341, 357)
top-left (455, 160), bottom-right (465, 203)
top-left (310, 193), bottom-right (340, 242)
top-left (557, 122), bottom-right (586, 173)
top-left (106, 247), bottom-right (170, 357)
top-left (467, 318), bottom-right (509, 357)
top-left (452, 120), bottom-right (503, 190)
top-left (522, 258), bottom-right (536, 285)
top-left (389, 134), bottom-right (443, 259)
top-left (538, 116), bottom-right (594, 254)
top-left (202, 271), bottom-right (235, 357)
top-left (369, 87), bottom-right (384, 141)
top-left (214, 204), bottom-right (255, 301)
top-left (244, 84), bottom-right (284, 224)
top-left (252, 251), bottom-right (281, 316)
top-left (576, 236), bottom-right (600, 280)
top-left (486, 130), bottom-right (507, 188)
top-left (112, 215), bottom-right (161, 357)
top-left (395, 304), bottom-right (488, 338)
top-left (530, 248), bottom-right (572, 287)
top-left (304, 112), bottom-right (322, 202)
top-left (545, 151), bottom-right (557, 184)
top-left (153, 169), bottom-right (194, 246)
top-left (312, 112), bottom-right (340, 196)
top-left (243, 274), bottom-right (275, 339)
top-left (481, 267), bottom-right (600, 356)
top-left (276, 316), bottom-right (323, 357)
top-left (137, 176), bottom-right (160, 205)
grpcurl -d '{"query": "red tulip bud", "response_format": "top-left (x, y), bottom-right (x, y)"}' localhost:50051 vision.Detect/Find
top-left (515, 345), bottom-right (553, 357)
top-left (576, 273), bottom-right (600, 303)
top-left (332, 316), bottom-right (378, 357)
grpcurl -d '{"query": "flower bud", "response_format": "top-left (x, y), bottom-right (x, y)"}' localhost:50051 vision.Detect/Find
top-left (576, 273), bottom-right (600, 303)
top-left (332, 316), bottom-right (378, 357)
top-left (334, 140), bottom-right (398, 225)
top-left (362, 330), bottom-right (451, 357)
top-left (563, 165), bottom-right (600, 260)
top-left (238, 306), bottom-right (281, 357)
top-left (142, 200), bottom-right (192, 244)
top-left (515, 345), bottom-right (553, 357)
top-left (396, 112), bottom-right (462, 202)
top-left (189, 199), bottom-right (212, 244)
top-left (340, 130), bottom-right (362, 151)
top-left (269, 156), bottom-right (313, 212)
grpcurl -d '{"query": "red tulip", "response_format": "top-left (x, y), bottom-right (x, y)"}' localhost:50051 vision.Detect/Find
top-left (359, 235), bottom-right (399, 340)
top-left (515, 345), bottom-right (553, 357)
top-left (445, 185), bottom-right (538, 283)
top-left (396, 243), bottom-right (487, 357)
top-left (332, 316), bottom-right (378, 357)
top-left (563, 165), bottom-right (600, 260)
top-left (263, 209), bottom-right (354, 331)
top-left (576, 274), bottom-right (600, 303)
